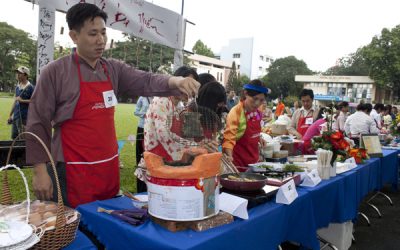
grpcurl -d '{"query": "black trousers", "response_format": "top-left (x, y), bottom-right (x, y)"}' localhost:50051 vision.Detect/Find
top-left (135, 127), bottom-right (147, 192)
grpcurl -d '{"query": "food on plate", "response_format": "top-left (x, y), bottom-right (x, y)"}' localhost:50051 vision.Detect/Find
top-left (226, 175), bottom-right (257, 182)
top-left (283, 164), bottom-right (304, 172)
top-left (257, 164), bottom-right (273, 170)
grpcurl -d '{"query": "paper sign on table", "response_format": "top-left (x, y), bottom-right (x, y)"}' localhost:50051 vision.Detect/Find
top-left (344, 157), bottom-right (357, 168)
top-left (276, 179), bottom-right (298, 205)
top-left (300, 169), bottom-right (321, 187)
top-left (219, 192), bottom-right (249, 220)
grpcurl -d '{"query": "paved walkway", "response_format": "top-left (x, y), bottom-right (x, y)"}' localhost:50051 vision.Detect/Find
top-left (350, 185), bottom-right (400, 250)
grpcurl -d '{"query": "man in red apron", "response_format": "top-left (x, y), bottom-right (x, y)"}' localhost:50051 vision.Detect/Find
top-left (288, 89), bottom-right (319, 139)
top-left (27, 3), bottom-right (200, 208)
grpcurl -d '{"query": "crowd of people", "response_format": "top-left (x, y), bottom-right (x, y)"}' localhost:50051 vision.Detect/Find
top-left (4, 2), bottom-right (398, 209)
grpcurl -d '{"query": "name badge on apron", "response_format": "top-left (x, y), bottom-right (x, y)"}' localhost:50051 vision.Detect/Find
top-left (102, 90), bottom-right (118, 108)
top-left (305, 117), bottom-right (313, 125)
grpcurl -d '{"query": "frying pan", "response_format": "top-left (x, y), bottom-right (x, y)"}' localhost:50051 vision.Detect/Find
top-left (220, 173), bottom-right (267, 192)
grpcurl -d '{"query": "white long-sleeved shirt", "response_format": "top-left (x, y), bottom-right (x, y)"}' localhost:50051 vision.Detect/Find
top-left (344, 111), bottom-right (380, 137)
top-left (370, 109), bottom-right (382, 129)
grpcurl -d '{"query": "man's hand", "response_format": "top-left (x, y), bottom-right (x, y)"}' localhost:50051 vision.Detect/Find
top-left (33, 163), bottom-right (53, 200)
top-left (168, 76), bottom-right (200, 97)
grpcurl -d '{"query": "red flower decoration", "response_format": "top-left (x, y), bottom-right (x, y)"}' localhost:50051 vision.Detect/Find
top-left (330, 131), bottom-right (344, 140)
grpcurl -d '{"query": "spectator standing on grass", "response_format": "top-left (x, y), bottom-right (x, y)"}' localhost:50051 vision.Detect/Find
top-left (133, 96), bottom-right (152, 192)
top-left (8, 66), bottom-right (34, 139)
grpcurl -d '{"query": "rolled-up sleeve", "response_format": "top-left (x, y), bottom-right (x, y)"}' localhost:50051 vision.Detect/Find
top-left (108, 59), bottom-right (180, 98)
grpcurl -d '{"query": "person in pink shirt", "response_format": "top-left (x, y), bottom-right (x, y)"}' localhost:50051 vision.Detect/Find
top-left (302, 108), bottom-right (327, 154)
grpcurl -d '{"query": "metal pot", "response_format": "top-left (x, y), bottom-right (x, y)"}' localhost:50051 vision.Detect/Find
top-left (220, 173), bottom-right (267, 192)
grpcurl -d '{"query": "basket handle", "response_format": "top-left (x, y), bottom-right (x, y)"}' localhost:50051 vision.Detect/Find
top-left (2, 132), bottom-right (66, 230)
top-left (0, 164), bottom-right (31, 223)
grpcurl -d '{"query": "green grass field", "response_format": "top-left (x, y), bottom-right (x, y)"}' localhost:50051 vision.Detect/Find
top-left (0, 97), bottom-right (139, 201)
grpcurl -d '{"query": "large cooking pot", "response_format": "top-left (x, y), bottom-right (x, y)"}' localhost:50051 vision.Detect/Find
top-left (220, 173), bottom-right (267, 192)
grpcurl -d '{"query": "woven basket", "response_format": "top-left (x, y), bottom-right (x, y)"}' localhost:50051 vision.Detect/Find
top-left (1, 132), bottom-right (80, 250)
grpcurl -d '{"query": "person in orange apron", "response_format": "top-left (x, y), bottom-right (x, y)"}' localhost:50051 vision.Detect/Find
top-left (288, 89), bottom-right (319, 139)
top-left (27, 3), bottom-right (200, 207)
top-left (223, 80), bottom-right (270, 171)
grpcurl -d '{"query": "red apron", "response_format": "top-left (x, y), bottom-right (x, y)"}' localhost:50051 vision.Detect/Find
top-left (297, 111), bottom-right (314, 137)
top-left (233, 110), bottom-right (262, 171)
top-left (61, 53), bottom-right (119, 208)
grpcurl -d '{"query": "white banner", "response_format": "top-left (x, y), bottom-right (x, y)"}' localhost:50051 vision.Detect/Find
top-left (37, 3), bottom-right (55, 77)
top-left (38, 0), bottom-right (184, 50)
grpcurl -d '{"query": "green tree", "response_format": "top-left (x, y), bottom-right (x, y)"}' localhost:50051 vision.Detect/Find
top-left (226, 61), bottom-right (241, 94)
top-left (240, 74), bottom-right (250, 84)
top-left (324, 50), bottom-right (369, 76)
top-left (54, 43), bottom-right (73, 60)
top-left (262, 56), bottom-right (312, 99)
top-left (360, 25), bottom-right (400, 100)
top-left (106, 35), bottom-right (188, 73)
top-left (192, 40), bottom-right (214, 57)
top-left (0, 22), bottom-right (36, 90)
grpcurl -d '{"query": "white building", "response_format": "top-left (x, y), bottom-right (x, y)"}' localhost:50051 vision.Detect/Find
top-left (295, 75), bottom-right (392, 104)
top-left (188, 54), bottom-right (231, 85)
top-left (219, 37), bottom-right (273, 80)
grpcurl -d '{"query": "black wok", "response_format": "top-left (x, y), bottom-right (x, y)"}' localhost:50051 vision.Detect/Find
top-left (220, 173), bottom-right (267, 192)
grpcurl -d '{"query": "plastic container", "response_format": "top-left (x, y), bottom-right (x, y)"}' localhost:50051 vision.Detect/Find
top-left (262, 150), bottom-right (273, 158)
top-left (131, 194), bottom-right (148, 209)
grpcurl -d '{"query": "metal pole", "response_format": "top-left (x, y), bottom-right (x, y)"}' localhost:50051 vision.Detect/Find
top-left (173, 0), bottom-right (185, 71)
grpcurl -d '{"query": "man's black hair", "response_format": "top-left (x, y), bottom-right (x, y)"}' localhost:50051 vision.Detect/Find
top-left (198, 73), bottom-right (216, 86)
top-left (364, 103), bottom-right (373, 113)
top-left (66, 3), bottom-right (108, 31)
top-left (373, 103), bottom-right (384, 112)
top-left (356, 103), bottom-right (366, 111)
top-left (173, 66), bottom-right (199, 81)
top-left (338, 101), bottom-right (349, 109)
top-left (299, 89), bottom-right (314, 100)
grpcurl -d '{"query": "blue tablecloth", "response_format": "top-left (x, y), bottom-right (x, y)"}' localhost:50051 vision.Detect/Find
top-left (75, 153), bottom-right (398, 250)
top-left (380, 149), bottom-right (399, 190)
top-left (77, 189), bottom-right (320, 250)
top-left (63, 230), bottom-right (96, 250)
top-left (299, 168), bottom-right (358, 228)
top-left (351, 158), bottom-right (380, 206)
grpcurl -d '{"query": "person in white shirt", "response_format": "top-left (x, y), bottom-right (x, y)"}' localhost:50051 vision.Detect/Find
top-left (332, 101), bottom-right (349, 131)
top-left (344, 103), bottom-right (380, 140)
top-left (370, 103), bottom-right (384, 129)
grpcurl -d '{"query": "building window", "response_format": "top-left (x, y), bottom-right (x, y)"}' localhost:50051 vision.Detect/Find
top-left (237, 65), bottom-right (240, 69)
top-left (260, 55), bottom-right (264, 61)
top-left (233, 53), bottom-right (241, 58)
top-left (217, 72), bottom-right (219, 81)
top-left (259, 66), bottom-right (262, 71)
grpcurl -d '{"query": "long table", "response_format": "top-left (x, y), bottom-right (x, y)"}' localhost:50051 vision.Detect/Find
top-left (63, 230), bottom-right (97, 250)
top-left (76, 151), bottom-right (398, 250)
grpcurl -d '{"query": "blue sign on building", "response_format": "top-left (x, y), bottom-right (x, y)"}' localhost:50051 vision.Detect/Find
top-left (314, 95), bottom-right (341, 101)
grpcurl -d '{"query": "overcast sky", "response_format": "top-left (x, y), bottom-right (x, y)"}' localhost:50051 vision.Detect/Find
top-left (1, 0), bottom-right (400, 72)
